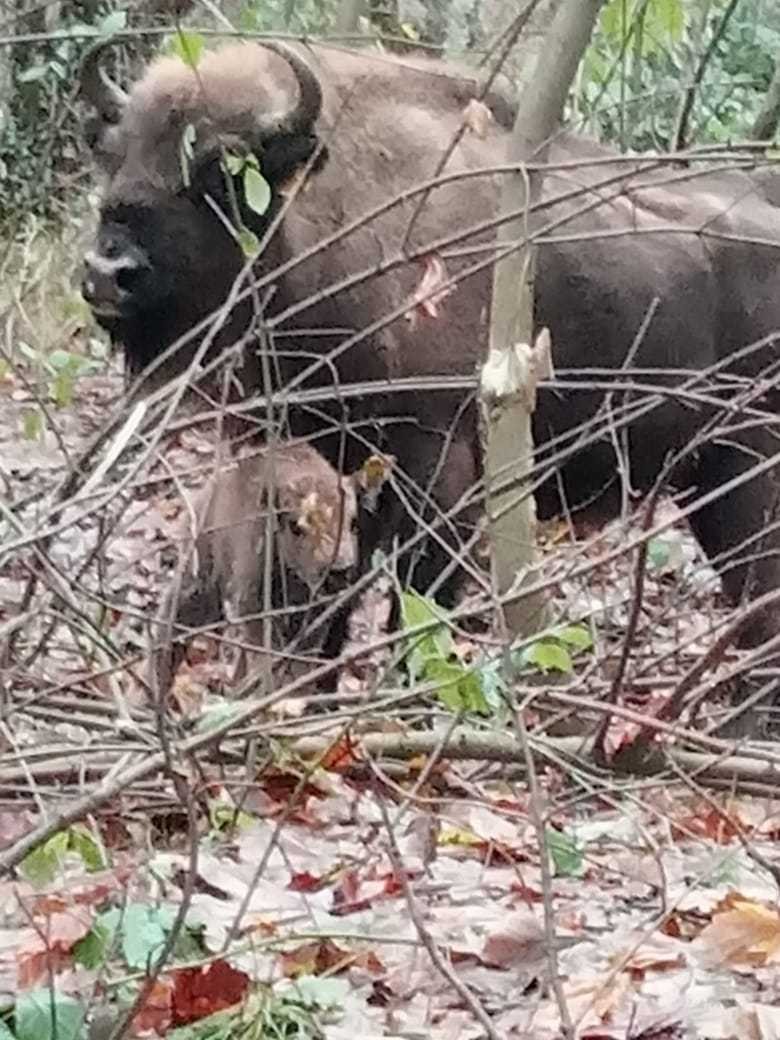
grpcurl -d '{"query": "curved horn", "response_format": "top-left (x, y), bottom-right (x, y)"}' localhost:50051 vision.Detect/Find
top-left (258, 41), bottom-right (322, 133)
top-left (79, 38), bottom-right (128, 123)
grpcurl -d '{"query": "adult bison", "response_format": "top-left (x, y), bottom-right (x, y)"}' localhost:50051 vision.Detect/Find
top-left (79, 39), bottom-right (780, 650)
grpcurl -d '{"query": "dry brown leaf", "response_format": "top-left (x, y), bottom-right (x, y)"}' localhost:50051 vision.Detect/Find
top-left (481, 909), bottom-right (545, 968)
top-left (699, 898), bottom-right (780, 967)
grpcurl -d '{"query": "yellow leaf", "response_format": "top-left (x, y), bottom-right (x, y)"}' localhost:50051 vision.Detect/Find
top-left (700, 899), bottom-right (780, 967)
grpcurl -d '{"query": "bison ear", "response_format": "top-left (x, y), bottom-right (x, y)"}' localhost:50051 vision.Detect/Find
top-left (254, 131), bottom-right (329, 189)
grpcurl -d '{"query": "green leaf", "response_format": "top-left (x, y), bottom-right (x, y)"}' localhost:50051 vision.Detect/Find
top-left (290, 975), bottom-right (349, 1008)
top-left (522, 640), bottom-right (572, 674)
top-left (552, 624), bottom-right (593, 652)
top-left (426, 658), bottom-right (489, 715)
top-left (0, 1020), bottom-right (15, 1040)
top-left (647, 536), bottom-right (671, 570)
top-left (15, 990), bottom-right (86, 1040)
top-left (52, 370), bottom-right (74, 408)
top-left (22, 408), bottom-right (42, 442)
top-left (224, 151), bottom-right (245, 176)
top-left (19, 831), bottom-right (69, 885)
top-left (546, 827), bottom-right (585, 878)
top-left (237, 227), bottom-right (261, 259)
top-left (69, 824), bottom-right (106, 872)
top-left (73, 921), bottom-right (111, 970)
top-left (242, 164), bottom-right (271, 216)
top-left (170, 31), bottom-right (204, 69)
top-left (118, 905), bottom-right (169, 970)
top-left (646, 0), bottom-right (684, 44)
top-left (401, 589), bottom-right (453, 678)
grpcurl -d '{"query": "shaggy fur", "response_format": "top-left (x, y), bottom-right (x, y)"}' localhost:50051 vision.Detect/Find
top-left (149, 441), bottom-right (359, 699)
top-left (83, 42), bottom-right (780, 650)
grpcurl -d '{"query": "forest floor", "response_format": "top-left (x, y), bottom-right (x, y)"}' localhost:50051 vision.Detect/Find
top-left (2, 335), bottom-right (780, 1040)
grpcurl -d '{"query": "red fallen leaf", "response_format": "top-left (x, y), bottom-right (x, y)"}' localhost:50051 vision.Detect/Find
top-left (132, 978), bottom-right (173, 1036)
top-left (288, 871), bottom-right (326, 893)
top-left (259, 768), bottom-right (324, 805)
top-left (171, 960), bottom-right (250, 1026)
top-left (17, 904), bottom-right (95, 986)
top-left (320, 734), bottom-right (360, 772)
top-left (404, 254), bottom-right (454, 329)
top-left (509, 881), bottom-right (544, 903)
top-left (671, 804), bottom-right (742, 845)
top-left (331, 869), bottom-right (373, 916)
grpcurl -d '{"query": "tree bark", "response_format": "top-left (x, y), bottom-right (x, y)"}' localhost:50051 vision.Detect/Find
top-left (482, 0), bottom-right (606, 638)
top-left (335, 0), bottom-right (364, 35)
top-left (753, 59), bottom-right (780, 141)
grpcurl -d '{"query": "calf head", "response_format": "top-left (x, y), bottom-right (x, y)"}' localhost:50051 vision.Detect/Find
top-left (275, 472), bottom-right (359, 591)
top-left (79, 40), bottom-right (327, 384)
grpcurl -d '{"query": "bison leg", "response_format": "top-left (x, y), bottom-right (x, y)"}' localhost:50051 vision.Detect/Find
top-left (686, 436), bottom-right (780, 730)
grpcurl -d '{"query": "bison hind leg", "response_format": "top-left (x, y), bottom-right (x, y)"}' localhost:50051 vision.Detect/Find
top-left (686, 437), bottom-right (780, 735)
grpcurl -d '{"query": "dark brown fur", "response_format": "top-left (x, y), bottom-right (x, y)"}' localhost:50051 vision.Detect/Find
top-left (83, 43), bottom-right (780, 653)
top-left (149, 441), bottom-right (359, 699)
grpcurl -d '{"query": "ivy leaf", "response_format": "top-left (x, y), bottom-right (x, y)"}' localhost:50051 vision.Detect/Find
top-left (426, 658), bottom-right (489, 715)
top-left (69, 824), bottom-right (106, 872)
top-left (522, 640), bottom-right (572, 675)
top-left (97, 905), bottom-right (170, 970)
top-left (552, 624), bottom-right (593, 652)
top-left (546, 828), bottom-right (585, 878)
top-left (243, 164), bottom-right (271, 216)
top-left (73, 920), bottom-right (112, 970)
top-left (15, 990), bottom-right (86, 1040)
top-left (401, 589), bottom-right (453, 677)
top-left (170, 31), bottom-right (204, 68)
top-left (19, 831), bottom-right (69, 885)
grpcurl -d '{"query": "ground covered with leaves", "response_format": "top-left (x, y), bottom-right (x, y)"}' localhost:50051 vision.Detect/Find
top-left (2, 324), bottom-right (780, 1040)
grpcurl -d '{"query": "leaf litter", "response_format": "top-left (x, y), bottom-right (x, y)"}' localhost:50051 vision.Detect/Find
top-left (1, 348), bottom-right (778, 1039)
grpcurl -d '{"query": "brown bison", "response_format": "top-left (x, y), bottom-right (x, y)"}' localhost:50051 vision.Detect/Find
top-left (81, 40), bottom-right (780, 650)
top-left (149, 440), bottom-right (365, 699)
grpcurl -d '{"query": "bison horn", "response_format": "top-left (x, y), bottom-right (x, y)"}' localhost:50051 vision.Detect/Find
top-left (258, 41), bottom-right (322, 133)
top-left (79, 38), bottom-right (129, 123)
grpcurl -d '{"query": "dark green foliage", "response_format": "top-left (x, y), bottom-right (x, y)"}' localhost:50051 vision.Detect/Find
top-left (578, 0), bottom-right (780, 151)
top-left (0, 3), bottom-right (152, 225)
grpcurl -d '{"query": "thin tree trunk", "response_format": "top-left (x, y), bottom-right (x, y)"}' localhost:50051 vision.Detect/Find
top-left (335, 0), bottom-right (364, 34)
top-left (753, 59), bottom-right (780, 140)
top-left (481, 0), bottom-right (606, 639)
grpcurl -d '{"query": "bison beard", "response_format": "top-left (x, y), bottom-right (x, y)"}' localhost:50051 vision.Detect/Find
top-left (81, 40), bottom-right (780, 715)
top-left (149, 442), bottom-right (360, 700)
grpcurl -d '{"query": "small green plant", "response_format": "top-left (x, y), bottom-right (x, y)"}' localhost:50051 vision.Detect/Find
top-left (400, 590), bottom-right (489, 715)
top-left (19, 824), bottom-right (106, 886)
top-left (17, 344), bottom-right (100, 413)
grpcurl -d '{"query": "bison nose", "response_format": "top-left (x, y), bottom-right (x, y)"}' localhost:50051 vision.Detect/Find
top-left (81, 251), bottom-right (143, 315)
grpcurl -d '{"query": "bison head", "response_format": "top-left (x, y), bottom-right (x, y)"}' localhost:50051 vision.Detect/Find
top-left (79, 40), bottom-right (326, 384)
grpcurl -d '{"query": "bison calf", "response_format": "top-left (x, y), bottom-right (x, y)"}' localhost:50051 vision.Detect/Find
top-left (149, 441), bottom-right (367, 700)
